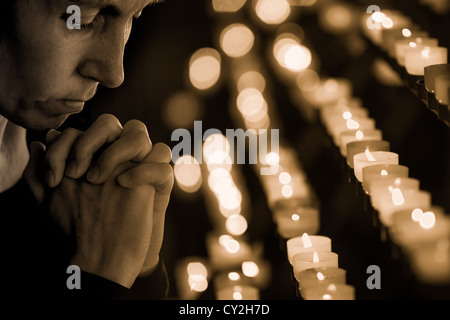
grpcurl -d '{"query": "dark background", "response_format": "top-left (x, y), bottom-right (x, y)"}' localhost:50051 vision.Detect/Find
top-left (65, 0), bottom-right (449, 300)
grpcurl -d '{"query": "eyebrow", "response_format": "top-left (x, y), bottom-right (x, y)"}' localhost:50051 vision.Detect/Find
top-left (68, 0), bottom-right (164, 18)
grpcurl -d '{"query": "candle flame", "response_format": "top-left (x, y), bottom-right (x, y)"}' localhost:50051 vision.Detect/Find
top-left (365, 148), bottom-right (376, 162)
top-left (327, 284), bottom-right (337, 291)
top-left (228, 272), bottom-right (240, 281)
top-left (421, 47), bottom-right (430, 59)
top-left (402, 28), bottom-right (411, 37)
top-left (302, 233), bottom-right (313, 248)
top-left (313, 251), bottom-right (320, 263)
top-left (346, 119), bottom-right (360, 130)
top-left (317, 272), bottom-right (325, 280)
top-left (322, 294), bottom-right (332, 300)
top-left (355, 130), bottom-right (364, 140)
top-left (342, 111), bottom-right (352, 120)
top-left (411, 208), bottom-right (423, 222)
top-left (392, 188), bottom-right (404, 206)
top-left (381, 169), bottom-right (388, 176)
top-left (291, 213), bottom-right (300, 221)
top-left (419, 211), bottom-right (436, 229)
top-left (409, 41), bottom-right (417, 48)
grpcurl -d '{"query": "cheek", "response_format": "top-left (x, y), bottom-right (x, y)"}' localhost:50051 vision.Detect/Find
top-left (13, 11), bottom-right (81, 100)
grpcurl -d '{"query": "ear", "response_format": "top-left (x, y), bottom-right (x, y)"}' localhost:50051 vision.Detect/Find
top-left (23, 141), bottom-right (47, 204)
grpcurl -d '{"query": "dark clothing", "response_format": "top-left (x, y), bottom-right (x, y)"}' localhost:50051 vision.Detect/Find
top-left (0, 178), bottom-right (169, 300)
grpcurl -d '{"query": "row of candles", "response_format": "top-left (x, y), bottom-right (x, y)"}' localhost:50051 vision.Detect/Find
top-left (361, 5), bottom-right (450, 122)
top-left (290, 4), bottom-right (450, 284)
top-left (170, 0), bottom-right (450, 300)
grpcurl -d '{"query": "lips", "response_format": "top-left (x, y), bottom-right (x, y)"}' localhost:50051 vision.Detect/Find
top-left (58, 99), bottom-right (86, 111)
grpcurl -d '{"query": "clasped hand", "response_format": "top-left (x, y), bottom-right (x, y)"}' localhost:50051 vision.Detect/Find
top-left (24, 114), bottom-right (174, 288)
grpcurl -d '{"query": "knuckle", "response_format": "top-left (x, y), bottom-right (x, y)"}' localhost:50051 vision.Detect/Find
top-left (97, 114), bottom-right (123, 131)
top-left (154, 143), bottom-right (173, 162)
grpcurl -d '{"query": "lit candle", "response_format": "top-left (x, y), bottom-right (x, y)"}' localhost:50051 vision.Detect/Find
top-left (362, 164), bottom-right (409, 195)
top-left (370, 177), bottom-right (420, 210)
top-left (383, 27), bottom-right (428, 57)
top-left (405, 46), bottom-right (448, 76)
top-left (424, 63), bottom-right (450, 93)
top-left (216, 285), bottom-right (260, 300)
top-left (293, 251), bottom-right (339, 280)
top-left (390, 206), bottom-right (450, 251)
top-left (303, 78), bottom-right (353, 108)
top-left (395, 37), bottom-right (439, 66)
top-left (286, 233), bottom-right (332, 265)
top-left (329, 117), bottom-right (377, 146)
top-left (296, 267), bottom-right (347, 294)
top-left (206, 232), bottom-right (253, 270)
top-left (174, 258), bottom-right (210, 300)
top-left (272, 203), bottom-right (320, 239)
top-left (338, 129), bottom-right (383, 156)
top-left (301, 283), bottom-right (355, 300)
top-left (409, 239), bottom-right (450, 285)
top-left (377, 189), bottom-right (432, 227)
top-left (346, 140), bottom-right (390, 168)
top-left (434, 73), bottom-right (450, 105)
top-left (353, 150), bottom-right (399, 182)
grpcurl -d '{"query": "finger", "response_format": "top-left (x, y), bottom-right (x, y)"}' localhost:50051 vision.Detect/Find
top-left (23, 141), bottom-right (47, 204)
top-left (86, 120), bottom-right (153, 184)
top-left (65, 114), bottom-right (123, 179)
top-left (44, 128), bottom-right (83, 187)
top-left (46, 129), bottom-right (61, 145)
top-left (141, 142), bottom-right (172, 164)
top-left (117, 162), bottom-right (174, 191)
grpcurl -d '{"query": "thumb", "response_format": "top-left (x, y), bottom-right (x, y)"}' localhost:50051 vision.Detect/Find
top-left (23, 141), bottom-right (47, 204)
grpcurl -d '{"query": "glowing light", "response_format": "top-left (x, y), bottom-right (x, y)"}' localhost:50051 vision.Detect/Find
top-left (346, 119), bottom-right (360, 130)
top-left (291, 213), bottom-right (300, 221)
top-left (409, 41), bottom-right (417, 48)
top-left (223, 238), bottom-right (241, 254)
top-left (355, 130), bottom-right (364, 140)
top-left (327, 284), bottom-right (337, 291)
top-left (220, 23), bottom-right (255, 58)
top-left (203, 134), bottom-right (231, 164)
top-left (255, 0), bottom-right (291, 25)
top-left (273, 36), bottom-right (312, 72)
top-left (365, 148), bottom-right (376, 161)
top-left (242, 261), bottom-right (260, 277)
top-left (283, 44), bottom-right (312, 72)
top-left (212, 0), bottom-right (247, 13)
top-left (236, 88), bottom-right (268, 117)
top-left (302, 233), bottom-right (313, 248)
top-left (281, 185), bottom-right (293, 198)
top-left (174, 155), bottom-right (202, 193)
top-left (187, 262), bottom-right (208, 292)
top-left (392, 188), bottom-right (405, 206)
top-left (237, 71), bottom-right (266, 93)
top-left (342, 111), bottom-right (352, 120)
top-left (279, 172), bottom-right (292, 184)
top-left (265, 152), bottom-right (280, 166)
top-left (322, 294), bottom-right (332, 300)
top-left (420, 211), bottom-right (436, 229)
top-left (317, 272), bottom-right (325, 281)
top-left (402, 28), bottom-right (412, 37)
top-left (381, 169), bottom-right (388, 176)
top-left (228, 272), bottom-right (241, 281)
top-left (411, 208), bottom-right (424, 222)
top-left (233, 289), bottom-right (243, 300)
top-left (226, 214), bottom-right (248, 235)
top-left (421, 47), bottom-right (431, 59)
top-left (189, 48), bottom-right (221, 90)
top-left (313, 251), bottom-right (320, 263)
top-left (381, 17), bottom-right (393, 28)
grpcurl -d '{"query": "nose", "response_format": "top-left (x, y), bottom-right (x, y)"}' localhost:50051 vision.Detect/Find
top-left (78, 25), bottom-right (127, 88)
